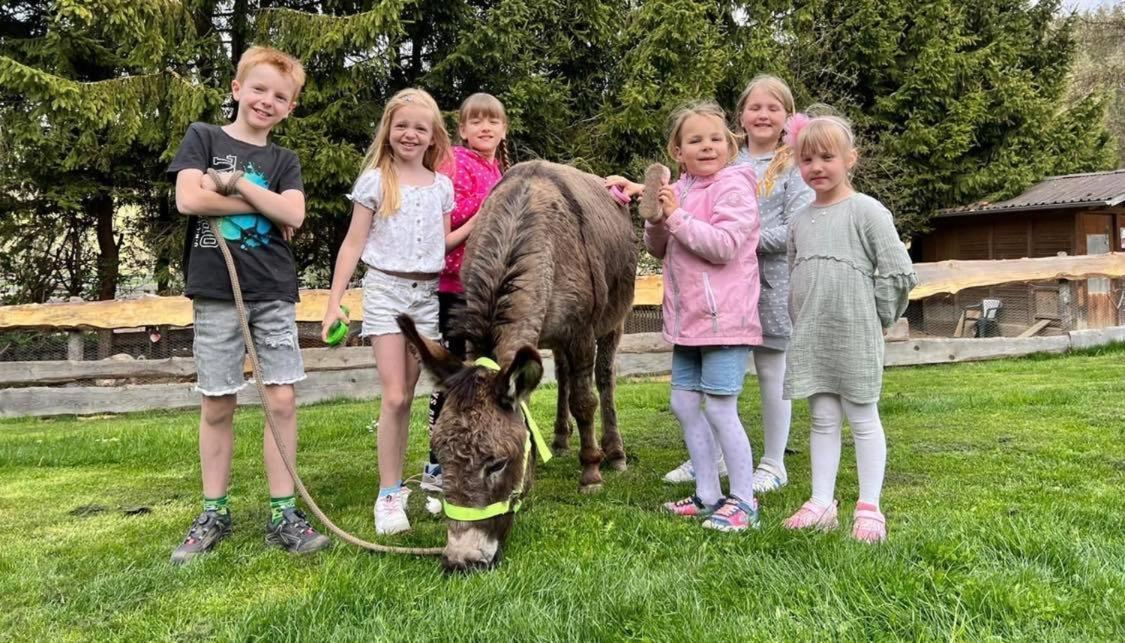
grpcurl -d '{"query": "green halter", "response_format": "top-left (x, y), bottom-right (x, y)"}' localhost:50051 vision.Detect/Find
top-left (440, 357), bottom-right (553, 522)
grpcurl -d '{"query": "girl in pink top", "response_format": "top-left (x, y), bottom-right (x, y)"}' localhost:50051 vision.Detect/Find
top-left (607, 101), bottom-right (763, 532)
top-left (423, 93), bottom-right (509, 490)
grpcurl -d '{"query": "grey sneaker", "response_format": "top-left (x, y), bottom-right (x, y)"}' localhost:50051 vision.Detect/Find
top-left (171, 509), bottom-right (232, 565)
top-left (421, 462), bottom-right (443, 492)
top-left (265, 507), bottom-right (331, 554)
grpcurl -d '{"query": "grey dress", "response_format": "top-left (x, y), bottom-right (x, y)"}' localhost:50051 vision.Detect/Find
top-left (734, 148), bottom-right (814, 350)
top-left (784, 193), bottom-right (917, 404)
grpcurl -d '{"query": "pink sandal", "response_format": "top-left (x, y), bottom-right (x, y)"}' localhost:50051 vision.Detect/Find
top-left (783, 499), bottom-right (839, 531)
top-left (851, 505), bottom-right (887, 543)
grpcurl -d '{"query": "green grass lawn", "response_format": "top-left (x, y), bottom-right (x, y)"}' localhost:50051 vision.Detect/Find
top-left (2, 347), bottom-right (1124, 641)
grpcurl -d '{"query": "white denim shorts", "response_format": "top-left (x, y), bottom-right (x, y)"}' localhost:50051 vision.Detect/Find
top-left (361, 268), bottom-right (440, 339)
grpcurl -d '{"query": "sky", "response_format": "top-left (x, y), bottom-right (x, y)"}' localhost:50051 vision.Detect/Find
top-left (1063, 0), bottom-right (1120, 12)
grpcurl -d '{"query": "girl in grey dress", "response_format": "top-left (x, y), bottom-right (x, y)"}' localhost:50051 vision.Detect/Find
top-left (781, 116), bottom-right (916, 543)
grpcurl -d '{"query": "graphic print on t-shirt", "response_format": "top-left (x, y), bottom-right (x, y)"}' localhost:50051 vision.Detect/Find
top-left (197, 158), bottom-right (276, 251)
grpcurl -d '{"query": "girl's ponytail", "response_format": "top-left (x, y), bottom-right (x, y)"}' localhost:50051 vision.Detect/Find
top-left (758, 113), bottom-right (809, 197)
top-left (496, 138), bottom-right (511, 173)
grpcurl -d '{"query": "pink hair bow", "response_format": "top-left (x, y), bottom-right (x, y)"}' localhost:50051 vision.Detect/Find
top-left (784, 113), bottom-right (811, 148)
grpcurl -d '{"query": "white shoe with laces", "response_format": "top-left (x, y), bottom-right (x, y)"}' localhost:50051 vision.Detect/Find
top-left (374, 487), bottom-right (411, 535)
top-left (662, 456), bottom-right (728, 483)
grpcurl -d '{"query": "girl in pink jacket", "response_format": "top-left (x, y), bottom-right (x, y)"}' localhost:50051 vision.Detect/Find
top-left (607, 101), bottom-right (763, 531)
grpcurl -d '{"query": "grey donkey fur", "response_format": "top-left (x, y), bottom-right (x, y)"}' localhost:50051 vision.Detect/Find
top-left (458, 159), bottom-right (639, 489)
top-left (400, 160), bottom-right (638, 571)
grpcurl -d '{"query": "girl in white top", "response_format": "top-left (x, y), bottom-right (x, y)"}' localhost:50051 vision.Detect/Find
top-left (322, 88), bottom-right (455, 536)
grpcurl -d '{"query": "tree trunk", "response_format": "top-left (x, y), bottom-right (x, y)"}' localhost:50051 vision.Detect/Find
top-left (231, 0), bottom-right (249, 67)
top-left (92, 190), bottom-right (119, 301)
top-left (155, 193), bottom-right (174, 295)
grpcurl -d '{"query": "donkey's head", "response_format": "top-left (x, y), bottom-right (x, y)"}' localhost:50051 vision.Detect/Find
top-left (397, 315), bottom-right (543, 572)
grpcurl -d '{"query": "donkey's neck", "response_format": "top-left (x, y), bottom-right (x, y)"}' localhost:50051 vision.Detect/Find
top-left (461, 208), bottom-right (552, 367)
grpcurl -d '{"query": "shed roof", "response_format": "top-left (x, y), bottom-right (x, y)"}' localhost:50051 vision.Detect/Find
top-left (937, 169), bottom-right (1125, 218)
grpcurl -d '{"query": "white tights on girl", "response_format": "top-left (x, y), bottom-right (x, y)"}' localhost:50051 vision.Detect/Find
top-left (753, 348), bottom-right (791, 478)
top-left (671, 390), bottom-right (755, 505)
top-left (808, 393), bottom-right (886, 508)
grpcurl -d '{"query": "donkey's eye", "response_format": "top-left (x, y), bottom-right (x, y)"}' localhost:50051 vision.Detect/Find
top-left (483, 460), bottom-right (508, 477)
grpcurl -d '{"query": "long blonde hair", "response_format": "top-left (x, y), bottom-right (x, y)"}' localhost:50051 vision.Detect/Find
top-left (665, 101), bottom-right (739, 173)
top-left (359, 88), bottom-right (451, 217)
top-left (458, 93), bottom-right (511, 172)
top-left (734, 74), bottom-right (797, 196)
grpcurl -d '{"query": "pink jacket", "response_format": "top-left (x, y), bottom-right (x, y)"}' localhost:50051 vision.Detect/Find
top-left (438, 146), bottom-right (503, 293)
top-left (644, 164), bottom-right (762, 346)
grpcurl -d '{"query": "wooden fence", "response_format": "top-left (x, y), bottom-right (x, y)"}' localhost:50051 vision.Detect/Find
top-left (2, 254), bottom-right (1124, 418)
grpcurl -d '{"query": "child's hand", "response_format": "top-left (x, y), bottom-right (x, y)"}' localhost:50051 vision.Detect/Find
top-left (604, 176), bottom-right (643, 198)
top-left (658, 186), bottom-right (679, 219)
top-left (281, 225), bottom-right (296, 242)
top-left (200, 172), bottom-right (219, 193)
top-left (321, 306), bottom-right (350, 342)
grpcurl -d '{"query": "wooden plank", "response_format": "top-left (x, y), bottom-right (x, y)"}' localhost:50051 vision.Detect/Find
top-left (632, 275), bottom-right (663, 306)
top-left (883, 335), bottom-right (1071, 367)
top-left (0, 333), bottom-right (674, 386)
top-left (4, 255), bottom-right (1125, 330)
top-left (1017, 319), bottom-right (1052, 338)
top-left (0, 357), bottom-right (197, 385)
top-left (0, 290), bottom-right (364, 331)
top-left (912, 253), bottom-right (1125, 299)
top-left (0, 347), bottom-right (680, 418)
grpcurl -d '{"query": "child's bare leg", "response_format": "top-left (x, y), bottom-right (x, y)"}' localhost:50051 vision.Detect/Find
top-left (373, 334), bottom-right (415, 488)
top-left (199, 394), bottom-right (237, 498)
top-left (261, 383), bottom-right (298, 498)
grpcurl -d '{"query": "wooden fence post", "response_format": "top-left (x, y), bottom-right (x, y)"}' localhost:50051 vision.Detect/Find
top-left (67, 331), bottom-right (84, 361)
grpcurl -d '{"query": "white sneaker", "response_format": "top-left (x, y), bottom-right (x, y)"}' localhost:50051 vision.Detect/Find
top-left (374, 488), bottom-right (411, 535)
top-left (751, 467), bottom-right (788, 494)
top-left (662, 457), bottom-right (728, 483)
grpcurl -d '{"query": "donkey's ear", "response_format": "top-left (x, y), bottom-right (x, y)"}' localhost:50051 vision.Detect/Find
top-left (396, 314), bottom-right (462, 382)
top-left (494, 346), bottom-right (543, 409)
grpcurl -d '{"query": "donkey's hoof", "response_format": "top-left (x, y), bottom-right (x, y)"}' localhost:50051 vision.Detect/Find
top-left (551, 438), bottom-right (570, 456)
top-left (603, 457), bottom-right (628, 472)
top-left (551, 446), bottom-right (569, 457)
top-left (579, 483), bottom-right (604, 494)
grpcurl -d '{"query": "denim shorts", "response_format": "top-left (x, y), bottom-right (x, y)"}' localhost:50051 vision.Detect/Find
top-left (192, 298), bottom-right (306, 396)
top-left (361, 268), bottom-right (440, 339)
top-left (670, 345), bottom-right (750, 395)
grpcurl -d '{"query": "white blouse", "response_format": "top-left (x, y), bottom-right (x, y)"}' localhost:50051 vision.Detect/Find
top-left (348, 169), bottom-right (454, 274)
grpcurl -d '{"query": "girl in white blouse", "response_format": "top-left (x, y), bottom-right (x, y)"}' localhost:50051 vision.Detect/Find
top-left (322, 88), bottom-right (455, 536)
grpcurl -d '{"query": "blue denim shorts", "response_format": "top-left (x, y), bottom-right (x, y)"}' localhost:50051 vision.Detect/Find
top-left (192, 298), bottom-right (306, 396)
top-left (670, 345), bottom-right (750, 395)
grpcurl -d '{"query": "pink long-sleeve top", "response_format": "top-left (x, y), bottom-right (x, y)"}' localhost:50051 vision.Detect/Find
top-left (438, 145), bottom-right (503, 294)
top-left (643, 164), bottom-right (762, 346)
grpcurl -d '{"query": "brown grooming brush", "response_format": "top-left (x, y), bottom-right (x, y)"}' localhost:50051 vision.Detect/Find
top-left (638, 163), bottom-right (671, 222)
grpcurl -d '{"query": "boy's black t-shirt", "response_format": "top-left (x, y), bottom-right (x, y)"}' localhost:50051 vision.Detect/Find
top-left (167, 122), bottom-right (304, 302)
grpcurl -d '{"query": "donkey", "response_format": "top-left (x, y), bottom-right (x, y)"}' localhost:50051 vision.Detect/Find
top-left (398, 160), bottom-right (637, 571)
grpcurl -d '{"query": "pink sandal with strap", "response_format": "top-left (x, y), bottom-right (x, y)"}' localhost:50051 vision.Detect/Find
top-left (783, 499), bottom-right (839, 531)
top-left (851, 504), bottom-right (887, 543)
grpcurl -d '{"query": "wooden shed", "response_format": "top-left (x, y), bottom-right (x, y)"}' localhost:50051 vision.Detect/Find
top-left (914, 169), bottom-right (1125, 335)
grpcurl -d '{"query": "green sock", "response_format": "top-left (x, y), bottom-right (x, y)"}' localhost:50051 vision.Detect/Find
top-left (270, 495), bottom-right (296, 524)
top-left (203, 495), bottom-right (229, 516)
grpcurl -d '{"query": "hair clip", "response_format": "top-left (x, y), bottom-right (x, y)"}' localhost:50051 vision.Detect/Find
top-left (402, 95), bottom-right (414, 102)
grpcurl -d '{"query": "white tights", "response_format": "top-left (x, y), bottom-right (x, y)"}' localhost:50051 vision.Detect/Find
top-left (670, 389), bottom-right (755, 505)
top-left (808, 393), bottom-right (886, 508)
top-left (752, 348), bottom-right (791, 478)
